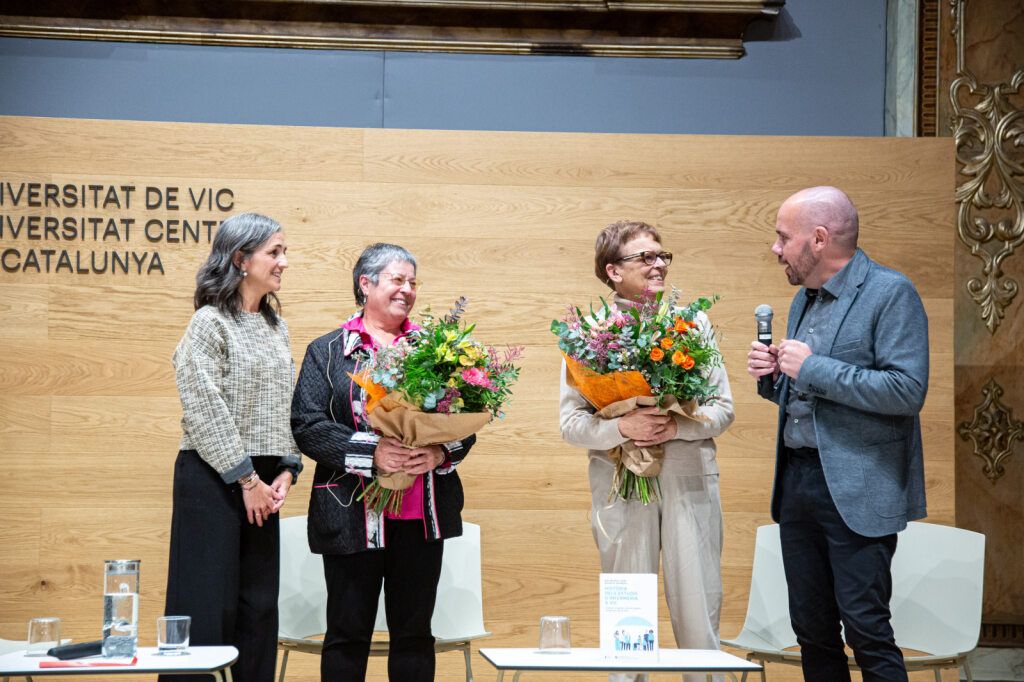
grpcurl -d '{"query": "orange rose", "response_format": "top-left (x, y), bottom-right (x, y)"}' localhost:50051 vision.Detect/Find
top-left (650, 347), bottom-right (665, 362)
top-left (660, 337), bottom-right (674, 350)
top-left (673, 317), bottom-right (688, 333)
top-left (682, 355), bottom-right (695, 370)
top-left (688, 320), bottom-right (698, 329)
top-left (672, 350), bottom-right (685, 366)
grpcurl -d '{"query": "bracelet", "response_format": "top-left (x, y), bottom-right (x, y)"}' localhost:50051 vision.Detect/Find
top-left (238, 471), bottom-right (260, 490)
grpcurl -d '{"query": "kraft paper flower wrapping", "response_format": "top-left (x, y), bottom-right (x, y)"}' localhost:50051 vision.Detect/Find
top-left (361, 390), bottom-right (493, 491)
top-left (563, 354), bottom-right (703, 502)
top-left (349, 372), bottom-right (492, 491)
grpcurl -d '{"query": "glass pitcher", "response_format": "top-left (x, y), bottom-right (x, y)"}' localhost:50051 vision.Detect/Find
top-left (102, 559), bottom-right (140, 657)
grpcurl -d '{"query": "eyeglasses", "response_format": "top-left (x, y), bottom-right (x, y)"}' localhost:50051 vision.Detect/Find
top-left (614, 250), bottom-right (673, 266)
top-left (377, 272), bottom-right (421, 290)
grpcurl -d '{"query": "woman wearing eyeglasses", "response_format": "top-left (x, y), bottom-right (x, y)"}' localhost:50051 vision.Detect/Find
top-left (291, 242), bottom-right (475, 682)
top-left (559, 220), bottom-right (734, 682)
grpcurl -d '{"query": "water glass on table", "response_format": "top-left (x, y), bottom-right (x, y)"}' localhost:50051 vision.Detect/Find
top-left (157, 616), bottom-right (191, 655)
top-left (538, 615), bottom-right (571, 653)
top-left (26, 617), bottom-right (60, 656)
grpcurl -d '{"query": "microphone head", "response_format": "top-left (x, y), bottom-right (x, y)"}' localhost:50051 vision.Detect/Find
top-left (754, 304), bottom-right (773, 322)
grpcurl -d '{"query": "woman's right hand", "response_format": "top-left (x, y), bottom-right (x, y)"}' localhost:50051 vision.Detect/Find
top-left (242, 480), bottom-right (283, 527)
top-left (374, 436), bottom-right (412, 473)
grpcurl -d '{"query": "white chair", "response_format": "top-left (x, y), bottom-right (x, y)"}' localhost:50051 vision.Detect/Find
top-left (276, 515), bottom-right (490, 682)
top-left (0, 638), bottom-right (30, 682)
top-left (722, 522), bottom-right (985, 682)
top-left (1, 637), bottom-right (70, 682)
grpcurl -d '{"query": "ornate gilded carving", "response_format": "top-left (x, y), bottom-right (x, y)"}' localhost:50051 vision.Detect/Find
top-left (958, 378), bottom-right (1023, 483)
top-left (949, 0), bottom-right (1024, 334)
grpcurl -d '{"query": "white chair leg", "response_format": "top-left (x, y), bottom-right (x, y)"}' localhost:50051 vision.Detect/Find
top-left (964, 660), bottom-right (975, 682)
top-left (461, 643), bottom-right (474, 682)
top-left (277, 649), bottom-right (289, 682)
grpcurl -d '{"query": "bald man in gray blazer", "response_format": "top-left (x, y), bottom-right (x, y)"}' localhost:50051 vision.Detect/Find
top-left (747, 187), bottom-right (928, 682)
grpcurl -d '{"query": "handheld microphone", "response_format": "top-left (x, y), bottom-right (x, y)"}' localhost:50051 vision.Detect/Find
top-left (754, 304), bottom-right (774, 393)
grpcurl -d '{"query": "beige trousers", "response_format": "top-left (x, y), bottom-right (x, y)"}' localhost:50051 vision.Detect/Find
top-left (589, 456), bottom-right (725, 682)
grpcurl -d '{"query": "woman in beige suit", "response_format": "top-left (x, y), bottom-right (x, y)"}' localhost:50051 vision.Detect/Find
top-left (559, 220), bottom-right (734, 682)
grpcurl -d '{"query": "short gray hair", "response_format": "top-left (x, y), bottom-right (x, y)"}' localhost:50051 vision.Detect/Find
top-left (193, 212), bottom-right (283, 326)
top-left (353, 243), bottom-right (417, 306)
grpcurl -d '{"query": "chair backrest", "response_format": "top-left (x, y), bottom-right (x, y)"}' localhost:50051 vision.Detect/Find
top-left (734, 522), bottom-right (985, 655)
top-left (278, 515), bottom-right (329, 640)
top-left (278, 515), bottom-right (487, 641)
top-left (0, 638), bottom-right (29, 655)
top-left (734, 523), bottom-right (799, 650)
top-left (374, 521), bottom-right (488, 640)
top-left (889, 521), bottom-right (985, 655)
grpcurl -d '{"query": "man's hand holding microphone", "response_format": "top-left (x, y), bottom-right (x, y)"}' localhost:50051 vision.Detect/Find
top-left (747, 304), bottom-right (813, 384)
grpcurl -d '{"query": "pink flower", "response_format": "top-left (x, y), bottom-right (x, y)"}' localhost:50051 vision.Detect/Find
top-left (461, 367), bottom-right (495, 389)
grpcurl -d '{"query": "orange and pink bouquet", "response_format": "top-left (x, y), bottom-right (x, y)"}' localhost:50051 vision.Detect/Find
top-left (351, 297), bottom-right (523, 513)
top-left (551, 289), bottom-right (722, 503)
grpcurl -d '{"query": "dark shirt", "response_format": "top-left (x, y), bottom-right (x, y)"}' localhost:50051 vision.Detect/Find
top-left (783, 260), bottom-right (853, 449)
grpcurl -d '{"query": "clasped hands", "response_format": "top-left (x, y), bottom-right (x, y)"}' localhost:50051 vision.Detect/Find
top-left (747, 338), bottom-right (813, 381)
top-left (374, 437), bottom-right (445, 476)
top-left (242, 471), bottom-right (292, 527)
top-left (618, 407), bottom-right (677, 448)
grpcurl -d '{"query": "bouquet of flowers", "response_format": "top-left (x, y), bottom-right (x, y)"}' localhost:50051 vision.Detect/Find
top-left (551, 288), bottom-right (722, 503)
top-left (351, 297), bottom-right (524, 514)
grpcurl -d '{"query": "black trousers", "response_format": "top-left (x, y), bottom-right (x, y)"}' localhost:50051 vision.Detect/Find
top-left (778, 448), bottom-right (906, 682)
top-left (321, 519), bottom-right (444, 682)
top-left (160, 450), bottom-right (281, 682)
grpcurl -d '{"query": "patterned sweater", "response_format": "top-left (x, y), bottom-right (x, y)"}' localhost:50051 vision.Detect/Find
top-left (174, 305), bottom-right (302, 483)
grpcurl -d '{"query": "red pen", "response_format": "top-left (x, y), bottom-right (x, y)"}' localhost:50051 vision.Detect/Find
top-left (39, 657), bottom-right (138, 668)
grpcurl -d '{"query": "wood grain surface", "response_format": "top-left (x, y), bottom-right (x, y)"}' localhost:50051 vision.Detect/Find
top-left (0, 115), bottom-right (954, 681)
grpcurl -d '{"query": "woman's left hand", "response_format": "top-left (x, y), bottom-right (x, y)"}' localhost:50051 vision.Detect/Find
top-left (269, 471), bottom-right (293, 513)
top-left (402, 445), bottom-right (445, 475)
top-left (633, 417), bottom-right (678, 448)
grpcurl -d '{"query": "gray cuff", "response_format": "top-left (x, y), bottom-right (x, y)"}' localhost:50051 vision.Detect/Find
top-left (278, 457), bottom-right (303, 484)
top-left (221, 457), bottom-right (254, 485)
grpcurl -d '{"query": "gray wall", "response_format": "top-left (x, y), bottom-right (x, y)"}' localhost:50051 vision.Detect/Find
top-left (0, 0), bottom-right (886, 135)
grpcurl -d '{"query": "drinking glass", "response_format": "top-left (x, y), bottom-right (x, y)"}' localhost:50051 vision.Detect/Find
top-left (26, 617), bottom-right (60, 656)
top-left (538, 615), bottom-right (571, 653)
top-left (157, 615), bottom-right (191, 655)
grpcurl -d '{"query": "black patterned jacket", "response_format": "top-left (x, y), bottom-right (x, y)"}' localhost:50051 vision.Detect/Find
top-left (291, 324), bottom-right (474, 555)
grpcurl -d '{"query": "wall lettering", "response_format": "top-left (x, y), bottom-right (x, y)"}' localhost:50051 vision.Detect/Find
top-left (0, 181), bottom-right (235, 276)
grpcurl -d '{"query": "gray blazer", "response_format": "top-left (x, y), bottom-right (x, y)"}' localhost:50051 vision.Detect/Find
top-left (759, 249), bottom-right (929, 537)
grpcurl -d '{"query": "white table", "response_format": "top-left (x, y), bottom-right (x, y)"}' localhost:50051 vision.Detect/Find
top-left (479, 647), bottom-right (763, 681)
top-left (0, 646), bottom-right (238, 681)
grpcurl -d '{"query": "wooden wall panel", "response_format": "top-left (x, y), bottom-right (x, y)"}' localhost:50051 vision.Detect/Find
top-left (0, 115), bottom-right (954, 681)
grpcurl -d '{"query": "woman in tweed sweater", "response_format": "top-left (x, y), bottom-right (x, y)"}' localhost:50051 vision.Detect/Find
top-left (162, 213), bottom-right (302, 682)
top-left (292, 242), bottom-right (475, 682)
